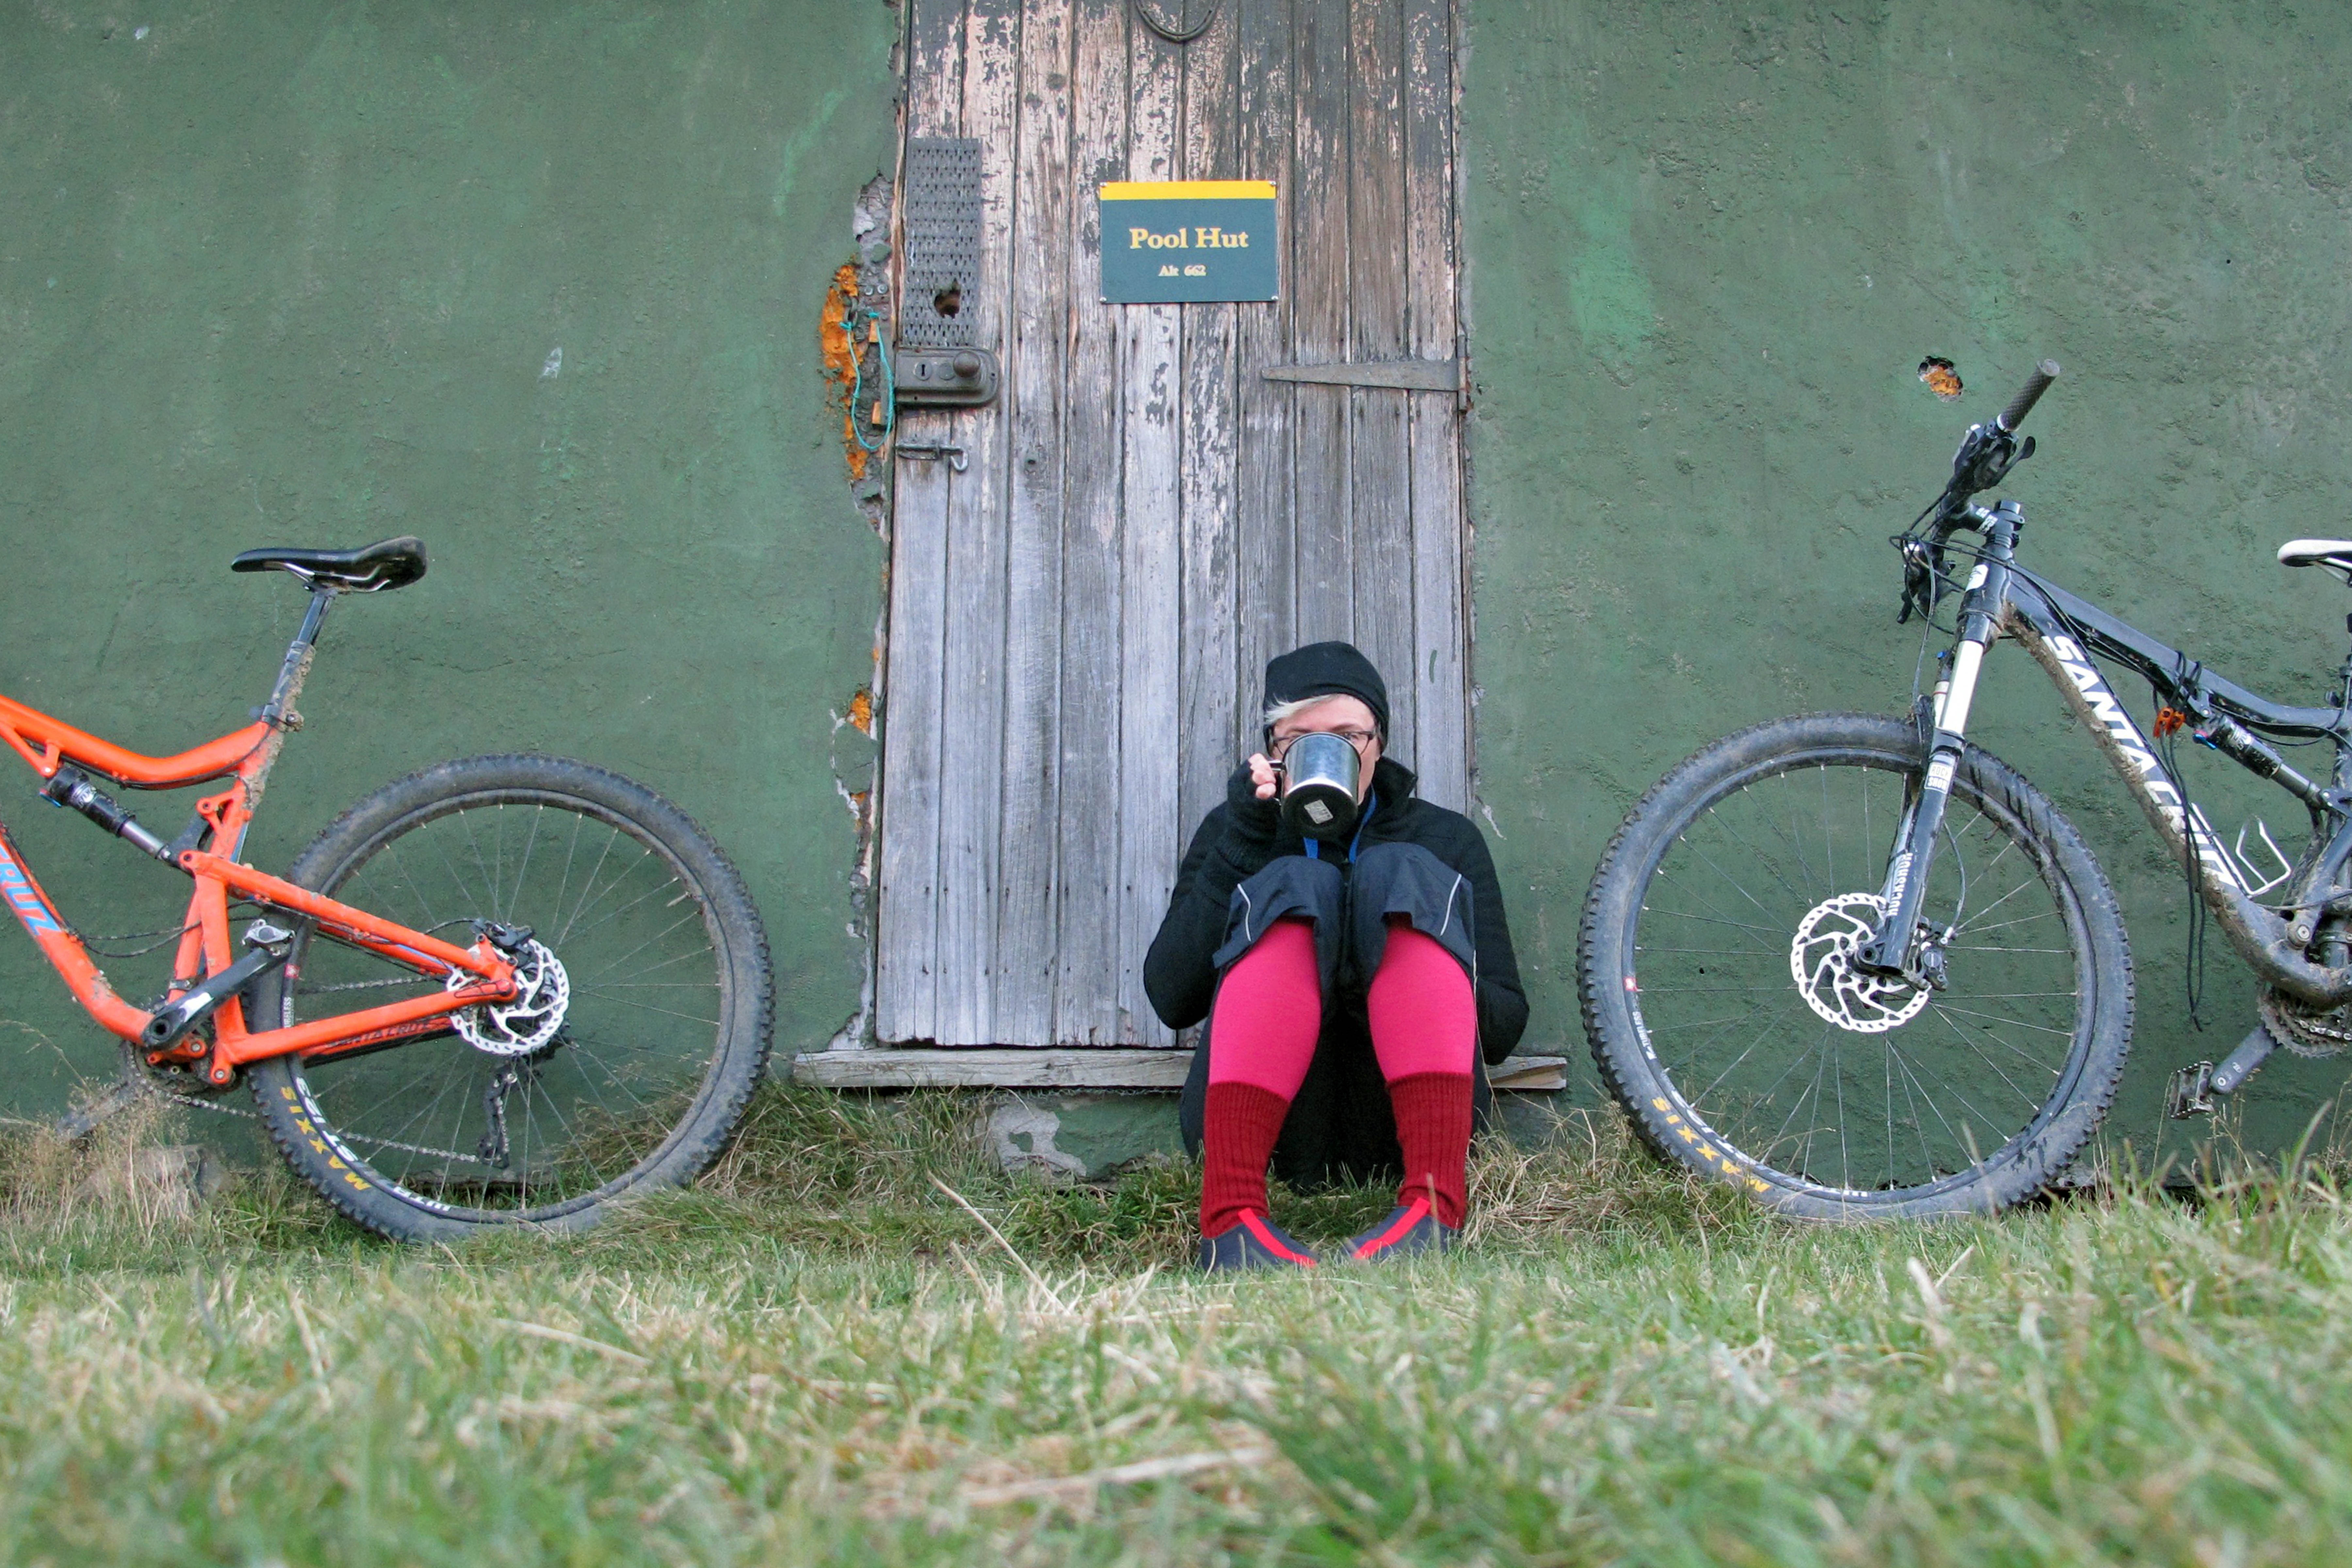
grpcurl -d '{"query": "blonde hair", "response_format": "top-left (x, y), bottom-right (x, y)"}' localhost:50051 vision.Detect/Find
top-left (1262, 694), bottom-right (1379, 735)
top-left (1261, 695), bottom-right (1340, 728)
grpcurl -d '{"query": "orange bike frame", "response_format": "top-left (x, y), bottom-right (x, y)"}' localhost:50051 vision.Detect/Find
top-left (0, 641), bottom-right (514, 1083)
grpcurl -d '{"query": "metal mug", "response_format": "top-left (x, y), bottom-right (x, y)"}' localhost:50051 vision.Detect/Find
top-left (1278, 730), bottom-right (1361, 842)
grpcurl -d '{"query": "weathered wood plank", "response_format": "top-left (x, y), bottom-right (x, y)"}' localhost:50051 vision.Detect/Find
top-left (874, 0), bottom-right (972, 1042)
top-left (1175, 5), bottom-right (1242, 840)
top-left (795, 1048), bottom-right (1195, 1089)
top-left (1487, 1055), bottom-right (1569, 1092)
top-left (1230, 0), bottom-right (1298, 743)
top-left (792, 1049), bottom-right (1568, 1090)
top-left (1290, 0), bottom-right (1353, 648)
top-left (1051, 0), bottom-right (1130, 1043)
top-left (1403, 0), bottom-right (1468, 810)
top-left (1115, 19), bottom-right (1184, 1047)
top-left (881, 0), bottom-right (1471, 1046)
top-left (1346, 0), bottom-right (1417, 777)
top-left (929, 0), bottom-right (1022, 1044)
top-left (990, 0), bottom-right (1076, 1045)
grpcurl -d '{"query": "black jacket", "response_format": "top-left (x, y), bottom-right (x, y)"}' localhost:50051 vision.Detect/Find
top-left (1143, 757), bottom-right (1529, 1064)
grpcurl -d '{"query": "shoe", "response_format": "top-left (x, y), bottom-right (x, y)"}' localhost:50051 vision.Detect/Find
top-left (1344, 1198), bottom-right (1457, 1261)
top-left (1197, 1211), bottom-right (1318, 1271)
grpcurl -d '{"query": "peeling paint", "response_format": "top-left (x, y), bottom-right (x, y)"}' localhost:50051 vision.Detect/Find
top-left (819, 261), bottom-right (871, 481)
top-left (824, 172), bottom-right (897, 1054)
top-left (985, 1100), bottom-right (1089, 1179)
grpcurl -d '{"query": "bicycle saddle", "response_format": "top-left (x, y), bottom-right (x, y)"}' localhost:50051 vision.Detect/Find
top-left (231, 536), bottom-right (427, 592)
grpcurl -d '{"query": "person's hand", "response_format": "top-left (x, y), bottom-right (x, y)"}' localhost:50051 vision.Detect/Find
top-left (1225, 758), bottom-right (1281, 842)
top-left (1247, 752), bottom-right (1279, 801)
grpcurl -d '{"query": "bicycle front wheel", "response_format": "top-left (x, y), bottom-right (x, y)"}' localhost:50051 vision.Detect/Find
top-left (249, 755), bottom-right (772, 1241)
top-left (1578, 712), bottom-right (2132, 1220)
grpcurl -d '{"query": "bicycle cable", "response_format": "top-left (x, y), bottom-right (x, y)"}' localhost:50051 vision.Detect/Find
top-left (77, 923), bottom-right (200, 959)
top-left (2150, 652), bottom-right (2213, 1031)
top-left (70, 898), bottom-right (270, 959)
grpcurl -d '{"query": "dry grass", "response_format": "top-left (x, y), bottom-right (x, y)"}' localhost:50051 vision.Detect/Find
top-left (2, 1093), bottom-right (212, 1238)
top-left (1, 1085), bottom-right (2350, 1565)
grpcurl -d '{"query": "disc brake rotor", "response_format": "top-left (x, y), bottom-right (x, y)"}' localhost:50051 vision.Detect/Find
top-left (448, 940), bottom-right (571, 1057)
top-left (1790, 892), bottom-right (1932, 1034)
top-left (2258, 986), bottom-right (2352, 1058)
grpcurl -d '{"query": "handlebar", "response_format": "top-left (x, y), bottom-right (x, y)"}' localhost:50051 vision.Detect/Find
top-left (1896, 359), bottom-right (2063, 623)
top-left (1996, 360), bottom-right (2061, 433)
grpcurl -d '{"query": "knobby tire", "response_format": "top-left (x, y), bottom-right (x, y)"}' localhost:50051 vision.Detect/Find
top-left (1577, 712), bottom-right (2133, 1220)
top-left (249, 755), bottom-right (773, 1242)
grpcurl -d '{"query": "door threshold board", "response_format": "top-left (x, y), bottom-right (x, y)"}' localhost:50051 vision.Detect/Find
top-left (791, 1049), bottom-right (1569, 1092)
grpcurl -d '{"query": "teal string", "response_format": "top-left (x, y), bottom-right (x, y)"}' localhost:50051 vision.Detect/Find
top-left (846, 302), bottom-right (895, 454)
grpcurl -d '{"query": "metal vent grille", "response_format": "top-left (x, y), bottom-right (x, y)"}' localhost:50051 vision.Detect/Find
top-left (900, 138), bottom-right (983, 348)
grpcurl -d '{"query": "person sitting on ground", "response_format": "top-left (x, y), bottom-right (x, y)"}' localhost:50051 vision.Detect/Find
top-left (1144, 641), bottom-right (1527, 1270)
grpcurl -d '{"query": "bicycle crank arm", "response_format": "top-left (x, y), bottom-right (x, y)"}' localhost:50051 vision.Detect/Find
top-left (2166, 1024), bottom-right (2283, 1119)
top-left (142, 939), bottom-right (288, 1051)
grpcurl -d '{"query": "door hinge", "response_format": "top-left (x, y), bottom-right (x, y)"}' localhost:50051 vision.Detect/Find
top-left (1262, 358), bottom-right (1460, 393)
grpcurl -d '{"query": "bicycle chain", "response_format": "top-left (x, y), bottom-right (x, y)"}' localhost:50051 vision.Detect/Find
top-left (126, 973), bottom-right (424, 1118)
top-left (2257, 987), bottom-right (2352, 1058)
top-left (151, 1078), bottom-right (487, 1163)
top-left (160, 1087), bottom-right (259, 1120)
top-left (122, 972), bottom-right (504, 1159)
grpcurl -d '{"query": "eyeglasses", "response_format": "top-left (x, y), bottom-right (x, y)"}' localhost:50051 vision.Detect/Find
top-left (1269, 727), bottom-right (1380, 760)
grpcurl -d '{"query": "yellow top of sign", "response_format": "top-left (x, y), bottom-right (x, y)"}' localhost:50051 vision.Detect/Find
top-left (1099, 180), bottom-right (1276, 202)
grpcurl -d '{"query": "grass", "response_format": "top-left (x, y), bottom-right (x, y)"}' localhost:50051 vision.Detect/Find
top-left (2, 1086), bottom-right (2350, 1566)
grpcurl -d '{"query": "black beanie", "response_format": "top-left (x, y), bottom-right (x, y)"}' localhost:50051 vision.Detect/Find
top-left (1262, 641), bottom-right (1390, 738)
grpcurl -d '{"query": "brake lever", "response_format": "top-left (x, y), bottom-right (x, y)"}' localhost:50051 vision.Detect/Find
top-left (1895, 424), bottom-right (2037, 623)
top-left (1896, 536), bottom-right (1941, 624)
top-left (1947, 423), bottom-right (2036, 502)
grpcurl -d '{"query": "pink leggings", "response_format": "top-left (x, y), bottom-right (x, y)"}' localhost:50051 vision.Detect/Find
top-left (1207, 916), bottom-right (1474, 1093)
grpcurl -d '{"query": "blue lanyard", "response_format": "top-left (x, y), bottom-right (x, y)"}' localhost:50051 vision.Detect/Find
top-left (1304, 790), bottom-right (1377, 863)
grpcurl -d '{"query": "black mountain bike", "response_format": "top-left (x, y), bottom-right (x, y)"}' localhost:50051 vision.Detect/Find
top-left (1578, 362), bottom-right (2352, 1218)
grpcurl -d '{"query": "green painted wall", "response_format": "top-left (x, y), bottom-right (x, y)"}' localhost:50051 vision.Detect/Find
top-left (1463, 1), bottom-right (2352, 1160)
top-left (11, 0), bottom-right (2348, 1177)
top-left (0, 2), bottom-right (898, 1118)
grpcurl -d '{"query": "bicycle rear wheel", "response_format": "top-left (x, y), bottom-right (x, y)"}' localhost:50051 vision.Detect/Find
top-left (1577, 712), bottom-right (2132, 1219)
top-left (249, 755), bottom-right (772, 1241)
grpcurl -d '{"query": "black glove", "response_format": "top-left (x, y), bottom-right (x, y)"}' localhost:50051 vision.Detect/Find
top-left (1224, 760), bottom-right (1281, 845)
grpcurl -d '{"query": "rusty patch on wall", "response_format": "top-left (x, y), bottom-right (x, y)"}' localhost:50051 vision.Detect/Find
top-left (822, 263), bottom-right (888, 483)
top-left (823, 172), bottom-right (896, 1053)
top-left (1918, 356), bottom-right (1963, 400)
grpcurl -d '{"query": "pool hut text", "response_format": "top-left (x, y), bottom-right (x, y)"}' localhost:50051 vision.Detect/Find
top-left (1099, 180), bottom-right (1279, 304)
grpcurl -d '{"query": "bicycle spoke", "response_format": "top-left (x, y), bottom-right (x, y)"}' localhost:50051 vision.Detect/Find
top-left (1625, 743), bottom-right (2095, 1201)
top-left (284, 793), bottom-right (731, 1221)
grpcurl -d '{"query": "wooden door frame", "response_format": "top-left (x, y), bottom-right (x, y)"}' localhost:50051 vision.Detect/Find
top-left (806, 0), bottom-right (1518, 1088)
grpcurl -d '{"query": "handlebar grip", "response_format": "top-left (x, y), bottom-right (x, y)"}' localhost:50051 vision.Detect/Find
top-left (1996, 359), bottom-right (2061, 433)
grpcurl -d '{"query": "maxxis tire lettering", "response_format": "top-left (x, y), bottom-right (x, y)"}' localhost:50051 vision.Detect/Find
top-left (247, 754), bottom-right (774, 1243)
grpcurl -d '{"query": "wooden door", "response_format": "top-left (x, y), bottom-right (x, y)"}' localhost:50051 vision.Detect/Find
top-left (877, 0), bottom-right (1467, 1048)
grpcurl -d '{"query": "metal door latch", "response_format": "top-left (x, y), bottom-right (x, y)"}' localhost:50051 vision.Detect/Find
top-left (894, 347), bottom-right (1000, 409)
top-left (895, 442), bottom-right (968, 472)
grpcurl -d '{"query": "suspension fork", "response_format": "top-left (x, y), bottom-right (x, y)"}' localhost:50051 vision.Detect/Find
top-left (1859, 501), bottom-right (2023, 976)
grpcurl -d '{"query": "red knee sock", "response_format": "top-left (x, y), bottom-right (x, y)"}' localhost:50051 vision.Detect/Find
top-left (1200, 918), bottom-right (1323, 1236)
top-left (1368, 922), bottom-right (1477, 1227)
top-left (1385, 1072), bottom-right (1474, 1228)
top-left (1200, 1082), bottom-right (1294, 1238)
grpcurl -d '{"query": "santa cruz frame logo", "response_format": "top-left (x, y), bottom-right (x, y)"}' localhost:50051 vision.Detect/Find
top-left (0, 835), bottom-right (65, 935)
top-left (2043, 632), bottom-right (2246, 893)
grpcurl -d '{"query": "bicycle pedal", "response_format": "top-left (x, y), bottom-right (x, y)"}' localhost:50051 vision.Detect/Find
top-left (2165, 1061), bottom-right (2216, 1120)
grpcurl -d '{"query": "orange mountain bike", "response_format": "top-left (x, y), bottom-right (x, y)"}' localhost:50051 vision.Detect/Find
top-left (1, 539), bottom-right (772, 1240)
